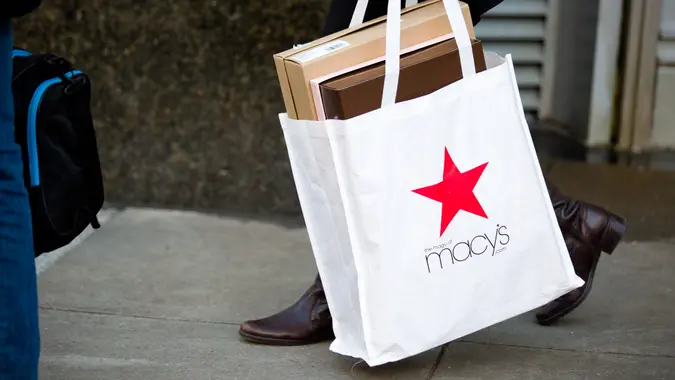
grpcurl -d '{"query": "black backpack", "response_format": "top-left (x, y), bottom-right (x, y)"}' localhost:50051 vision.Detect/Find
top-left (11, 48), bottom-right (104, 255)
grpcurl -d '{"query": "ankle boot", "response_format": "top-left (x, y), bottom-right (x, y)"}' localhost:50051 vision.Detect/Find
top-left (536, 179), bottom-right (627, 325)
top-left (239, 274), bottom-right (334, 345)
top-left (546, 180), bottom-right (627, 254)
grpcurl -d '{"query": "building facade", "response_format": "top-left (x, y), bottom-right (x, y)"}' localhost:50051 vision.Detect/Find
top-left (479, 0), bottom-right (675, 160)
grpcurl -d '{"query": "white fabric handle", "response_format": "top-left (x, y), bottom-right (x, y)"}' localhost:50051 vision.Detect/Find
top-left (349, 0), bottom-right (419, 28)
top-left (381, 0), bottom-right (476, 107)
top-left (350, 0), bottom-right (369, 27)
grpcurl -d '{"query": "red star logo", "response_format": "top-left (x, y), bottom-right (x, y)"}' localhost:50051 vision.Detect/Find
top-left (412, 148), bottom-right (489, 237)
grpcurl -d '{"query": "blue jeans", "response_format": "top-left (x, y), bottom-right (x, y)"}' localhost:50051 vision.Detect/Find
top-left (0, 20), bottom-right (40, 380)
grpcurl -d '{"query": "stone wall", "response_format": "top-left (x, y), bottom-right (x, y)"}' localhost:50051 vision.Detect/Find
top-left (14, 0), bottom-right (329, 215)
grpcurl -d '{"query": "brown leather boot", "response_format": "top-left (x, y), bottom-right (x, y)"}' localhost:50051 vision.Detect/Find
top-left (536, 180), bottom-right (627, 325)
top-left (239, 274), bottom-right (334, 345)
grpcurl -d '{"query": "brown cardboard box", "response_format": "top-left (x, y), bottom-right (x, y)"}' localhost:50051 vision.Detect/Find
top-left (274, 0), bottom-right (475, 120)
top-left (320, 39), bottom-right (486, 120)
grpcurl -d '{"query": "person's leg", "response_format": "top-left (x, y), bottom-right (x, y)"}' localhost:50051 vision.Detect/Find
top-left (0, 20), bottom-right (40, 378)
top-left (535, 179), bottom-right (626, 325)
top-left (241, 170), bottom-right (627, 341)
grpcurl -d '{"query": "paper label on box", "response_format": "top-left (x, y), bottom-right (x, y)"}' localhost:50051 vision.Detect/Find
top-left (292, 40), bottom-right (351, 63)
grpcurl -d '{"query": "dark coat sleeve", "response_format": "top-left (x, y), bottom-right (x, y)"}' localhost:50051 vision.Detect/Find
top-left (464, 0), bottom-right (504, 23)
top-left (323, 0), bottom-right (504, 36)
top-left (1, 0), bottom-right (42, 19)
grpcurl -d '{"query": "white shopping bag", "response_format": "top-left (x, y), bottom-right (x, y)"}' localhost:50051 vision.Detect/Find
top-left (280, 0), bottom-right (584, 367)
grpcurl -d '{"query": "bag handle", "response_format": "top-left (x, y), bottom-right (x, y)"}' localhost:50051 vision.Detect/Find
top-left (381, 0), bottom-right (476, 107)
top-left (349, 0), bottom-right (419, 28)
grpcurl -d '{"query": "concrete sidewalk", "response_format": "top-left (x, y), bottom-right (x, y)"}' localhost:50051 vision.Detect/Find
top-left (36, 206), bottom-right (675, 380)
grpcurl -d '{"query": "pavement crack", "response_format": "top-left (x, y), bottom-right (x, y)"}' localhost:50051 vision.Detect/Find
top-left (39, 306), bottom-right (241, 326)
top-left (424, 343), bottom-right (448, 380)
top-left (458, 339), bottom-right (675, 359)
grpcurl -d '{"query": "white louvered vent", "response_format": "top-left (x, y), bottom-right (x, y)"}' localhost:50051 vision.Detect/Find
top-left (658, 0), bottom-right (675, 66)
top-left (650, 0), bottom-right (675, 148)
top-left (475, 0), bottom-right (549, 115)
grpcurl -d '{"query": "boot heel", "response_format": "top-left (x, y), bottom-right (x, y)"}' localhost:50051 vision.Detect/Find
top-left (599, 215), bottom-right (627, 254)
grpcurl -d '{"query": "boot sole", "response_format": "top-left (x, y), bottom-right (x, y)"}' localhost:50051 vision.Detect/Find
top-left (537, 214), bottom-right (627, 326)
top-left (238, 329), bottom-right (334, 346)
top-left (537, 253), bottom-right (600, 326)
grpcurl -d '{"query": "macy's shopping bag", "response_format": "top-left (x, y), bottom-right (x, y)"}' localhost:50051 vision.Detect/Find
top-left (280, 0), bottom-right (584, 366)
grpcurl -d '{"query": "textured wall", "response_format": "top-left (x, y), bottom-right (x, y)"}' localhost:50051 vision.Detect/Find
top-left (14, 0), bottom-right (329, 215)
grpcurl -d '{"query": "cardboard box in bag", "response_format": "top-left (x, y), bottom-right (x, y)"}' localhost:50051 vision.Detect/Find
top-left (319, 38), bottom-right (487, 120)
top-left (273, 0), bottom-right (475, 120)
